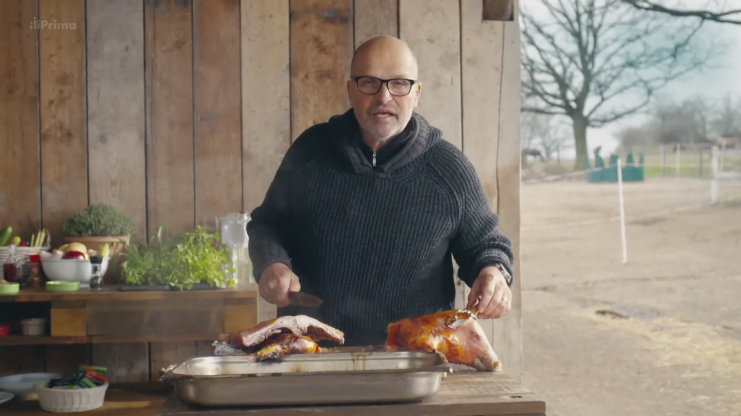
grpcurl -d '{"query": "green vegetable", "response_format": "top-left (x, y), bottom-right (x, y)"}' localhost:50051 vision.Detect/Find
top-left (62, 204), bottom-right (135, 237)
top-left (122, 226), bottom-right (233, 290)
top-left (0, 226), bottom-right (11, 246)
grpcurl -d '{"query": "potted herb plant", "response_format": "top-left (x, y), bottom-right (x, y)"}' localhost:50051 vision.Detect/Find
top-left (61, 204), bottom-right (136, 259)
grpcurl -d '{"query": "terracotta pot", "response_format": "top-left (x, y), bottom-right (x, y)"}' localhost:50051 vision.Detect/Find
top-left (62, 235), bottom-right (129, 257)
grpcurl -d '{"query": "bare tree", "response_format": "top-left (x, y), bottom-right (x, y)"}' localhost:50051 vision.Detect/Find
top-left (617, 94), bottom-right (734, 149)
top-left (521, 0), bottom-right (713, 169)
top-left (712, 94), bottom-right (741, 137)
top-left (521, 112), bottom-right (571, 163)
top-left (621, 0), bottom-right (741, 25)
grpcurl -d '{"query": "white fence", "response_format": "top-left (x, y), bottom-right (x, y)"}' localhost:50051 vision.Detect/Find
top-left (711, 146), bottom-right (741, 204)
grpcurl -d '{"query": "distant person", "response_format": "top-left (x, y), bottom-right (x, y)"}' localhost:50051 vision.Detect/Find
top-left (248, 36), bottom-right (514, 346)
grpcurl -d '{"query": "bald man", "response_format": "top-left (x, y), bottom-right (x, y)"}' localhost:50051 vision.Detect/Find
top-left (248, 36), bottom-right (513, 346)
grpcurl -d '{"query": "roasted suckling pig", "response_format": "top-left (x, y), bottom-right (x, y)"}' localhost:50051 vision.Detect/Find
top-left (227, 315), bottom-right (344, 361)
top-left (386, 309), bottom-right (501, 371)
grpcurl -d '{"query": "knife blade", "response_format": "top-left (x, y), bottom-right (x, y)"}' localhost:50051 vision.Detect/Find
top-left (287, 291), bottom-right (323, 308)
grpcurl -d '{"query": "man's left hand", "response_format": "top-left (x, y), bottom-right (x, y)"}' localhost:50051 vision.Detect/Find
top-left (466, 266), bottom-right (512, 319)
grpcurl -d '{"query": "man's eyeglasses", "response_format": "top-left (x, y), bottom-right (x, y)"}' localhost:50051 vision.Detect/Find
top-left (352, 76), bottom-right (417, 96)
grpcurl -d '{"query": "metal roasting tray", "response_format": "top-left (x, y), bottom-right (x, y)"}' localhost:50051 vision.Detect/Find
top-left (161, 350), bottom-right (450, 407)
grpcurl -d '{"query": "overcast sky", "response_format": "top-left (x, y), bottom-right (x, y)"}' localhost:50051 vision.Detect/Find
top-left (587, 16), bottom-right (741, 154)
top-left (522, 1), bottom-right (741, 156)
top-left (588, 3), bottom-right (741, 153)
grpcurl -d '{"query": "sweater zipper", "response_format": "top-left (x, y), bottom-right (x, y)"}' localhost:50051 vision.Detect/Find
top-left (372, 151), bottom-right (377, 167)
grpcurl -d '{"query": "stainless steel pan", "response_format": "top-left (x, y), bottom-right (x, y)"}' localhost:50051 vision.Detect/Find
top-left (161, 350), bottom-right (450, 406)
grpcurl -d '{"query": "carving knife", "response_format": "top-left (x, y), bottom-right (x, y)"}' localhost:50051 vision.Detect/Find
top-left (287, 291), bottom-right (323, 308)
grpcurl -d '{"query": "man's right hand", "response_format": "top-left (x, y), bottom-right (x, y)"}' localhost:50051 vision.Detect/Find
top-left (258, 263), bottom-right (301, 307)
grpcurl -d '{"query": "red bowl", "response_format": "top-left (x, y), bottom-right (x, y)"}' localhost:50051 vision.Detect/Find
top-left (0, 324), bottom-right (10, 337)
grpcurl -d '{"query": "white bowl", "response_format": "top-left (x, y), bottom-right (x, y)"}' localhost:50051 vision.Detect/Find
top-left (41, 258), bottom-right (108, 284)
top-left (21, 318), bottom-right (47, 336)
top-left (35, 382), bottom-right (108, 412)
top-left (0, 373), bottom-right (60, 396)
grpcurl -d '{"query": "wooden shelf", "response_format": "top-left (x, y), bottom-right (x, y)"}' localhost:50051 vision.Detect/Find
top-left (0, 333), bottom-right (231, 346)
top-left (0, 286), bottom-right (258, 303)
top-left (0, 286), bottom-right (259, 347)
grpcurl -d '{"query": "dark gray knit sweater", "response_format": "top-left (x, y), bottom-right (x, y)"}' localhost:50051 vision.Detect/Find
top-left (248, 109), bottom-right (513, 346)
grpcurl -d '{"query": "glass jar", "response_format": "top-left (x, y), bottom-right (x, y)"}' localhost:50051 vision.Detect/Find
top-left (2, 244), bottom-right (19, 283)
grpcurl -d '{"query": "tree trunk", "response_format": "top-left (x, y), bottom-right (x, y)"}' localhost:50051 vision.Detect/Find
top-left (573, 116), bottom-right (589, 170)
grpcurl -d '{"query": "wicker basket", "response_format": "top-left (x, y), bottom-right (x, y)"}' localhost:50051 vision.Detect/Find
top-left (0, 246), bottom-right (50, 281)
top-left (35, 382), bottom-right (108, 412)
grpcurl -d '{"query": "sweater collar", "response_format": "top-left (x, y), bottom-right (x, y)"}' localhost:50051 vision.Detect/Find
top-left (328, 109), bottom-right (440, 174)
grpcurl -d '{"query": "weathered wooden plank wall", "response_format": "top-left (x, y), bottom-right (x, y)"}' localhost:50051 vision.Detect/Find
top-left (0, 0), bottom-right (521, 380)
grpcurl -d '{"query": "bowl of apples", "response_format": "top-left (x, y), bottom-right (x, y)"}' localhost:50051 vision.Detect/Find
top-left (40, 243), bottom-right (109, 285)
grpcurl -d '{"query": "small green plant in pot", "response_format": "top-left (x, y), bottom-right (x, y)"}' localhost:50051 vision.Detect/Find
top-left (62, 204), bottom-right (136, 280)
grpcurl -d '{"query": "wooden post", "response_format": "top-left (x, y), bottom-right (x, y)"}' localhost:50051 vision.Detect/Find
top-left (675, 144), bottom-right (681, 176)
top-left (711, 146), bottom-right (719, 204)
top-left (698, 148), bottom-right (703, 178)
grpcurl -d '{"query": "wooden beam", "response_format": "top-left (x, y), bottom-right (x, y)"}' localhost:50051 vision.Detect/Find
top-left (483, 0), bottom-right (514, 21)
top-left (240, 0), bottom-right (291, 212)
top-left (86, 0), bottom-right (147, 242)
top-left (144, 0), bottom-right (195, 237)
top-left (290, 0), bottom-right (354, 139)
top-left (193, 0), bottom-right (243, 225)
top-left (0, 0), bottom-right (40, 239)
top-left (399, 0), bottom-right (462, 148)
top-left (39, 0), bottom-right (87, 239)
top-left (354, 0), bottom-right (398, 46)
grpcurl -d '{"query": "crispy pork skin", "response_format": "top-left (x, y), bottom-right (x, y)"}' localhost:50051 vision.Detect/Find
top-left (228, 315), bottom-right (345, 348)
top-left (386, 309), bottom-right (501, 371)
top-left (255, 333), bottom-right (320, 361)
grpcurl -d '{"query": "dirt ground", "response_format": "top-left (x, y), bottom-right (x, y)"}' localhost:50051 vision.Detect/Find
top-left (518, 177), bottom-right (741, 416)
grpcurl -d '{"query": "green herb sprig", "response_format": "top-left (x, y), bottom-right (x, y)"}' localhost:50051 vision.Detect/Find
top-left (122, 226), bottom-right (233, 290)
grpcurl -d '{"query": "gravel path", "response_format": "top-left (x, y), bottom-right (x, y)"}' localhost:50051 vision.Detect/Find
top-left (519, 177), bottom-right (741, 416)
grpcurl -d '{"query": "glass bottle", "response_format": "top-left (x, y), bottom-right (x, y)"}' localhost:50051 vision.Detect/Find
top-left (2, 244), bottom-right (19, 283)
top-left (28, 253), bottom-right (43, 288)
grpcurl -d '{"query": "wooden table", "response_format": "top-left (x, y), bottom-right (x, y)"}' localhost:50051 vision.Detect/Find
top-left (158, 371), bottom-right (546, 416)
top-left (1, 384), bottom-right (172, 416)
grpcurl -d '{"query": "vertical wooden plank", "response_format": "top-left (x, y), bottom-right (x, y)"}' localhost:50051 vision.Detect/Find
top-left (240, 0), bottom-right (291, 212)
top-left (46, 344), bottom-right (91, 377)
top-left (0, 0), bottom-right (40, 239)
top-left (492, 1), bottom-right (522, 379)
top-left (39, 0), bottom-right (87, 240)
top-left (86, 0), bottom-right (147, 241)
top-left (145, 0), bottom-right (195, 237)
top-left (461, 0), bottom-right (521, 377)
top-left (150, 342), bottom-right (197, 381)
top-left (461, 1), bottom-right (504, 206)
top-left (290, 0), bottom-right (354, 139)
top-left (92, 343), bottom-right (149, 383)
top-left (353, 0), bottom-right (398, 46)
top-left (399, 0), bottom-right (461, 148)
top-left (193, 0), bottom-right (242, 225)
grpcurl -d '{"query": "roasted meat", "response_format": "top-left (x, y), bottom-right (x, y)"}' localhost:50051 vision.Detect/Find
top-left (386, 309), bottom-right (501, 371)
top-left (228, 315), bottom-right (345, 348)
top-left (255, 333), bottom-right (319, 361)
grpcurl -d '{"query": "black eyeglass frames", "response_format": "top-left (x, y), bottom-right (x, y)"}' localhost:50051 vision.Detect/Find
top-left (352, 76), bottom-right (417, 96)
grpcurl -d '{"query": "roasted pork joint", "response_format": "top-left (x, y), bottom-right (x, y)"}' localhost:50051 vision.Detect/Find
top-left (255, 333), bottom-right (320, 361)
top-left (226, 315), bottom-right (344, 361)
top-left (228, 315), bottom-right (345, 348)
top-left (386, 309), bottom-right (501, 371)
